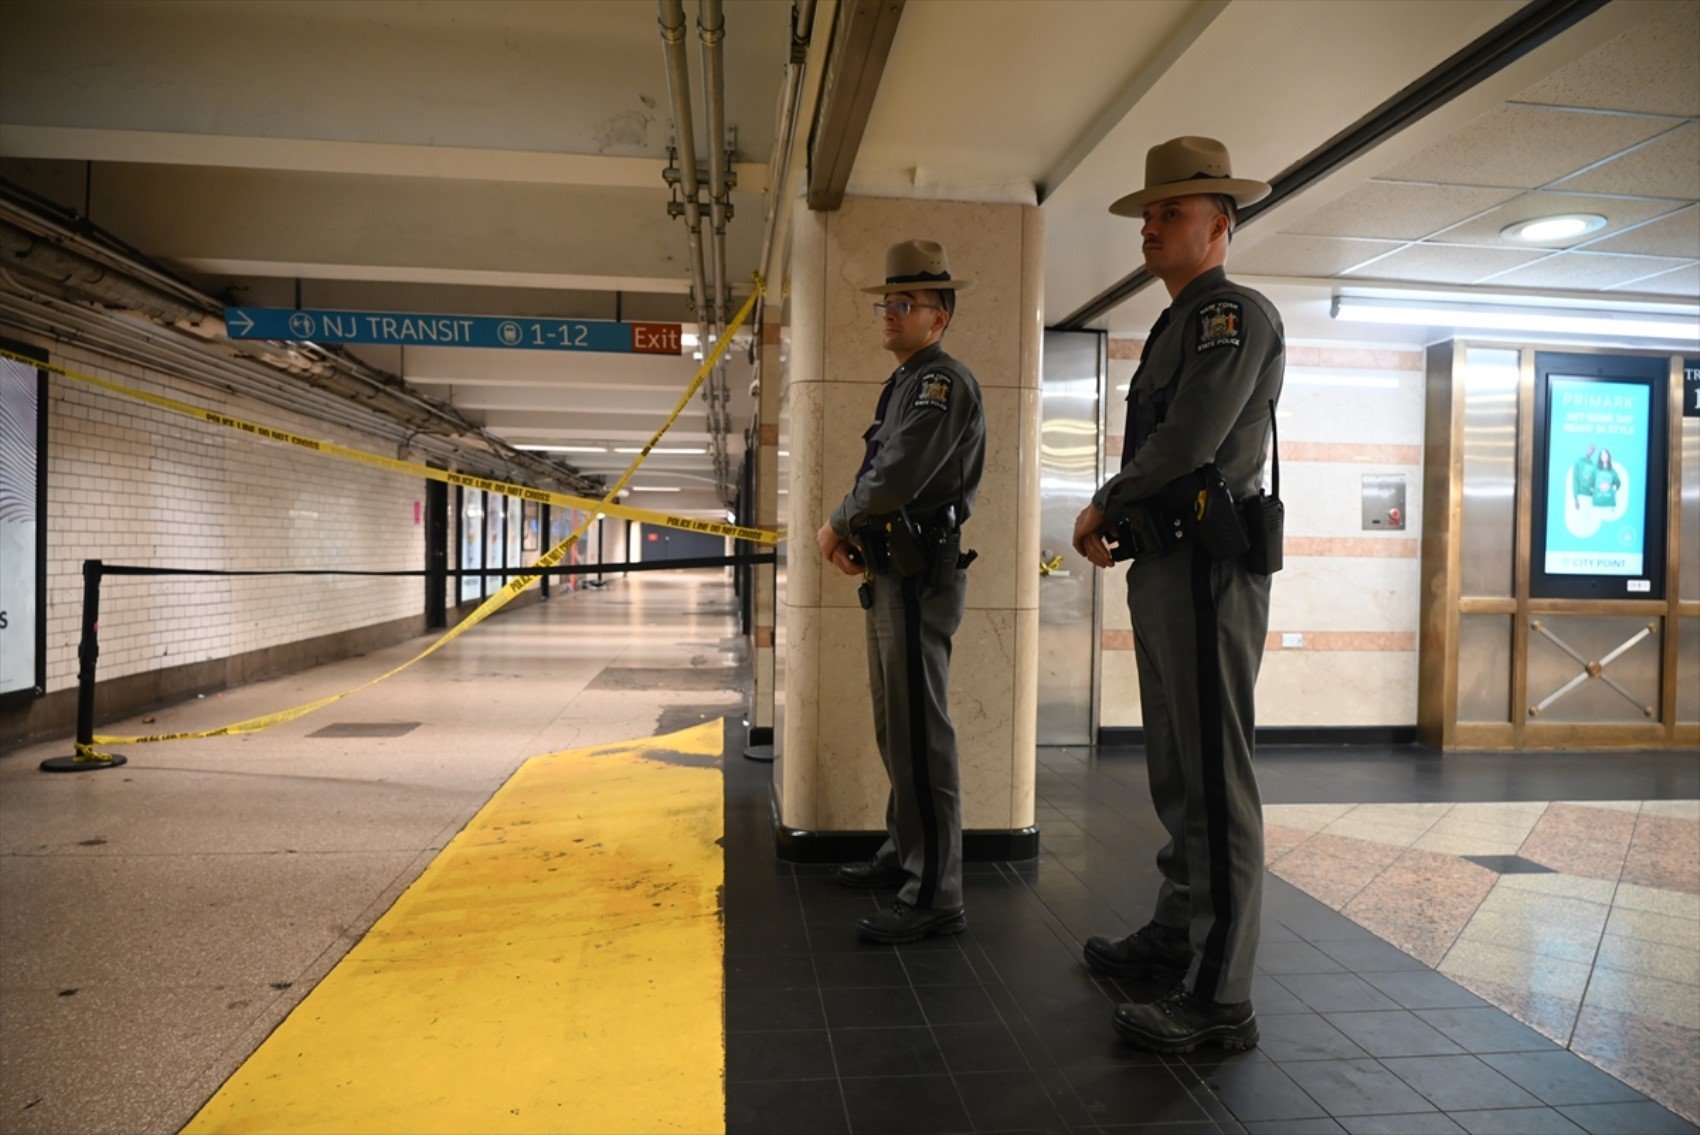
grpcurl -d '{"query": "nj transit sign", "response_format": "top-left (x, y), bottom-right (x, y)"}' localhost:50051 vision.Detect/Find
top-left (224, 307), bottom-right (682, 355)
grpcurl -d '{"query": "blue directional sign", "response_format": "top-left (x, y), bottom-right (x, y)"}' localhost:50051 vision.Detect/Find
top-left (223, 307), bottom-right (682, 356)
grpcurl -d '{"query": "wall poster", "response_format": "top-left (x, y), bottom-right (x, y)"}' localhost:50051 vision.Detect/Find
top-left (0, 346), bottom-right (47, 700)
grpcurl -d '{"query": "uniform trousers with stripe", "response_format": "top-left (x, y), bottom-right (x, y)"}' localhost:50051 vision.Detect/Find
top-left (865, 568), bottom-right (967, 912)
top-left (1127, 542), bottom-right (1270, 1005)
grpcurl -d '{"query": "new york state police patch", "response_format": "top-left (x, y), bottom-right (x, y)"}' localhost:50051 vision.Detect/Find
top-left (1195, 300), bottom-right (1243, 352)
top-left (913, 372), bottom-right (953, 410)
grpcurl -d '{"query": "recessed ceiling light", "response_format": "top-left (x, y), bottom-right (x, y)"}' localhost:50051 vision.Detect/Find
top-left (1501, 214), bottom-right (1607, 242)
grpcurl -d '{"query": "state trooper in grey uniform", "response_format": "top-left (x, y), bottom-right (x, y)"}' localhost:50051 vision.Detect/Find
top-left (816, 239), bottom-right (986, 944)
top-left (1072, 138), bottom-right (1285, 1052)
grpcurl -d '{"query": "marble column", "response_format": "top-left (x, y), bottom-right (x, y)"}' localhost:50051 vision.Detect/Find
top-left (778, 194), bottom-right (1042, 854)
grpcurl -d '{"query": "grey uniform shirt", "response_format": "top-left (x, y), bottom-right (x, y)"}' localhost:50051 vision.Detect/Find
top-left (1093, 266), bottom-right (1284, 516)
top-left (831, 341), bottom-right (986, 536)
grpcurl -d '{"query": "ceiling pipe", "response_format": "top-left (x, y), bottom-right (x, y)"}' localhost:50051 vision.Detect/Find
top-left (658, 0), bottom-right (713, 328)
top-left (698, 0), bottom-right (730, 331)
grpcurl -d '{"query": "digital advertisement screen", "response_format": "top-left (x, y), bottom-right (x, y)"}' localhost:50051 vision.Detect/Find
top-left (1530, 353), bottom-right (1668, 601)
top-left (1542, 376), bottom-right (1651, 579)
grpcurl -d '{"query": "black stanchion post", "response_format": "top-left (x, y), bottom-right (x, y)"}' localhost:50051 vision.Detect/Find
top-left (41, 559), bottom-right (128, 773)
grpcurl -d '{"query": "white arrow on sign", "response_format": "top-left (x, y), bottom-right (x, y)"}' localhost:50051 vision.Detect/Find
top-left (227, 310), bottom-right (255, 336)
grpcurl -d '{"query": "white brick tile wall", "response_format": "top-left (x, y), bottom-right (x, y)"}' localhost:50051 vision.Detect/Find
top-left (40, 344), bottom-right (425, 693)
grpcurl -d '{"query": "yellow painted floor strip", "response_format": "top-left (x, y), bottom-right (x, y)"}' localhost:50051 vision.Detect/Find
top-left (185, 721), bottom-right (727, 1135)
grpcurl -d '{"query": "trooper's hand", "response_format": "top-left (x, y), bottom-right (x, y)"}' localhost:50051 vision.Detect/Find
top-left (817, 521), bottom-right (859, 575)
top-left (1072, 503), bottom-right (1114, 569)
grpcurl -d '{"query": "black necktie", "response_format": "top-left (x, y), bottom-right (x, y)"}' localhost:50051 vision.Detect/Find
top-left (1120, 308), bottom-right (1171, 469)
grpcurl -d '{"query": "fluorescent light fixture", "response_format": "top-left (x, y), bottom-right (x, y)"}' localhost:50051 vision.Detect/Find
top-left (681, 332), bottom-right (700, 348)
top-left (629, 485), bottom-right (681, 492)
top-left (613, 446), bottom-right (705, 455)
top-left (1501, 214), bottom-right (1607, 242)
top-left (517, 444), bottom-right (608, 453)
top-left (1332, 294), bottom-right (1699, 343)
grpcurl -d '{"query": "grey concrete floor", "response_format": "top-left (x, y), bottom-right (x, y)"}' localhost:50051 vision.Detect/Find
top-left (0, 571), bottom-right (744, 1135)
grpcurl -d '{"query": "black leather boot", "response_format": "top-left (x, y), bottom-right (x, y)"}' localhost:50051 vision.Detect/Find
top-left (857, 899), bottom-right (967, 944)
top-left (1082, 921), bottom-right (1193, 980)
top-left (1112, 986), bottom-right (1258, 1054)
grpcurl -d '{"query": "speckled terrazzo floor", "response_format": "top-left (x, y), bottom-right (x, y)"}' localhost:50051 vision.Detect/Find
top-left (1266, 799), bottom-right (1700, 1124)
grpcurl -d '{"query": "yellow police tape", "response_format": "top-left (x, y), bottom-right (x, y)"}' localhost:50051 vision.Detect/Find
top-left (6, 278), bottom-right (772, 754)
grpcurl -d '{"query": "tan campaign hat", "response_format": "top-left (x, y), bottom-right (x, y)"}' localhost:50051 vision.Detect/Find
top-left (860, 239), bottom-right (975, 295)
top-left (1108, 136), bottom-right (1271, 218)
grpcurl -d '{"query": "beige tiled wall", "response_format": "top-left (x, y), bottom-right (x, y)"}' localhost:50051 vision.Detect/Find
top-left (1099, 337), bottom-right (1428, 727)
top-left (779, 194), bottom-right (1042, 834)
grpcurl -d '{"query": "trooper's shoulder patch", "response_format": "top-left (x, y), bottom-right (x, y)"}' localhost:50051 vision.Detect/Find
top-left (1195, 299), bottom-right (1244, 353)
top-left (913, 371), bottom-right (953, 410)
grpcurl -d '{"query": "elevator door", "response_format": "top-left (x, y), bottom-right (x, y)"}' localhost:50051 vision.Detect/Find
top-left (1037, 331), bottom-right (1104, 744)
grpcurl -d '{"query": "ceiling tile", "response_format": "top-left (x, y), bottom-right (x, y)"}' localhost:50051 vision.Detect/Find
top-left (1341, 244), bottom-right (1547, 285)
top-left (1434, 193), bottom-right (1683, 249)
top-left (1376, 105), bottom-right (1674, 189)
top-left (1587, 206), bottom-right (1700, 258)
top-left (1284, 182), bottom-right (1521, 240)
top-left (1512, 0), bottom-right (1700, 118)
top-left (1555, 122), bottom-right (1700, 201)
top-left (1610, 262), bottom-right (1700, 297)
top-left (1482, 251), bottom-right (1696, 290)
top-left (1229, 235), bottom-right (1403, 278)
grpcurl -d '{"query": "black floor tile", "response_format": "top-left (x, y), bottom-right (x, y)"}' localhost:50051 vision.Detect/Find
top-left (726, 1077), bottom-right (849, 1135)
top-left (829, 1025), bottom-right (947, 1078)
top-left (1314, 939), bottom-right (1430, 973)
top-left (1362, 971), bottom-right (1486, 1011)
top-left (1063, 1062), bottom-right (1217, 1127)
top-left (1410, 1009), bottom-right (1558, 1055)
top-left (1255, 939), bottom-right (1348, 975)
top-left (841, 1073), bottom-right (972, 1135)
top-left (726, 1029), bottom-right (838, 1081)
top-left (821, 984), bottom-right (926, 1029)
top-left (1249, 974), bottom-right (1311, 1015)
top-left (1380, 1055), bottom-right (1543, 1112)
top-left (1450, 1107), bottom-right (1586, 1134)
top-left (727, 952), bottom-right (817, 991)
top-left (1277, 973), bottom-right (1403, 1014)
top-left (727, 985), bottom-right (827, 1031)
top-left (953, 1069), bottom-right (1072, 1133)
top-left (814, 950), bottom-right (909, 988)
top-left (901, 947), bottom-right (984, 986)
top-left (915, 984), bottom-right (1003, 1026)
top-left (1476, 1052), bottom-right (1646, 1107)
top-left (725, 919), bottom-right (815, 955)
top-left (1194, 1059), bottom-right (1329, 1123)
top-left (1244, 1119), bottom-right (1346, 1134)
top-left (1337, 1115), bottom-right (1466, 1134)
top-left (932, 1021), bottom-right (1031, 1074)
top-left (1254, 1012), bottom-right (1371, 1062)
top-left (1323, 1011), bottom-right (1465, 1058)
top-left (1278, 1058), bottom-right (1438, 1118)
top-left (1554, 1100), bottom-right (1700, 1134)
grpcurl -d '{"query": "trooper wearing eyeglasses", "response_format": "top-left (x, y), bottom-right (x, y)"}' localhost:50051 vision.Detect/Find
top-left (815, 238), bottom-right (986, 943)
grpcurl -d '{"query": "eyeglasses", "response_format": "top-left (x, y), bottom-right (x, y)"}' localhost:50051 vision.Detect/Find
top-left (872, 299), bottom-right (942, 317)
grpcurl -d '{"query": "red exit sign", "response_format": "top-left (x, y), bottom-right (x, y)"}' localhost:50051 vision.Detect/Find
top-left (632, 322), bottom-right (683, 355)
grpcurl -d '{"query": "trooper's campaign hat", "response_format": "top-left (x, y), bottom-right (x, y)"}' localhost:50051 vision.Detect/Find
top-left (861, 239), bottom-right (975, 295)
top-left (1108, 136), bottom-right (1271, 217)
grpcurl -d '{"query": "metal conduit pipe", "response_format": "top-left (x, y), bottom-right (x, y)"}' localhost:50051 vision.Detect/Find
top-left (0, 220), bottom-right (206, 327)
top-left (658, 0), bottom-right (713, 327)
top-left (698, 0), bottom-right (730, 330)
